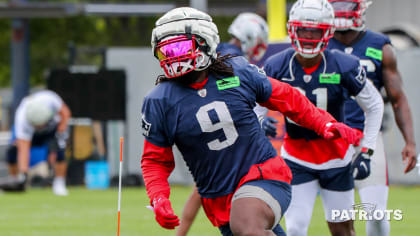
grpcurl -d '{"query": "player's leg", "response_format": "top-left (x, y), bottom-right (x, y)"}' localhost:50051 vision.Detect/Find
top-left (359, 185), bottom-right (389, 236)
top-left (6, 145), bottom-right (18, 176)
top-left (355, 133), bottom-right (390, 236)
top-left (319, 164), bottom-right (355, 236)
top-left (283, 160), bottom-right (319, 236)
top-left (284, 180), bottom-right (319, 236)
top-left (48, 134), bottom-right (68, 196)
top-left (176, 185), bottom-right (202, 236)
top-left (0, 144), bottom-right (27, 191)
top-left (229, 179), bottom-right (291, 236)
top-left (52, 149), bottom-right (68, 196)
top-left (320, 188), bottom-right (355, 236)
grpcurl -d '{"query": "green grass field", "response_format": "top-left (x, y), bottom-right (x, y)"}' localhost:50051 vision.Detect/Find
top-left (0, 185), bottom-right (419, 236)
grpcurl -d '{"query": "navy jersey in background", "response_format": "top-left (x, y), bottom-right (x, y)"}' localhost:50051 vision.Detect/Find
top-left (264, 48), bottom-right (366, 141)
top-left (328, 30), bottom-right (391, 130)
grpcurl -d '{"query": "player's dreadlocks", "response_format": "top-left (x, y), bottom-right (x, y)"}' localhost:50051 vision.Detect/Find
top-left (155, 54), bottom-right (236, 85)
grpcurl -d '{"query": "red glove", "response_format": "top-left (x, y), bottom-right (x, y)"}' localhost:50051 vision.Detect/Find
top-left (322, 122), bottom-right (363, 146)
top-left (152, 196), bottom-right (180, 229)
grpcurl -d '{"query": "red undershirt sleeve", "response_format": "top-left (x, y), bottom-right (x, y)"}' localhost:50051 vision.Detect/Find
top-left (141, 139), bottom-right (175, 205)
top-left (260, 77), bottom-right (336, 135)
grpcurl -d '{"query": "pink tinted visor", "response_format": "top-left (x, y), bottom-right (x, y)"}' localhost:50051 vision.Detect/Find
top-left (156, 36), bottom-right (195, 61)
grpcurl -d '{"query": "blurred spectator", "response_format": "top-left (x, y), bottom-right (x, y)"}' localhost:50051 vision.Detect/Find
top-left (0, 90), bottom-right (71, 196)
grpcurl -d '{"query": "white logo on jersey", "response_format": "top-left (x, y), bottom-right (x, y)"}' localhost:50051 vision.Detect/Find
top-left (141, 114), bottom-right (151, 137)
top-left (355, 65), bottom-right (367, 84)
top-left (303, 75), bottom-right (312, 83)
top-left (345, 47), bottom-right (353, 54)
top-left (250, 64), bottom-right (266, 75)
top-left (198, 89), bottom-right (207, 97)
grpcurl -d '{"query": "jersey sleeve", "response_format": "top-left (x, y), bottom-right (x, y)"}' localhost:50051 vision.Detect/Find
top-left (242, 61), bottom-right (273, 103)
top-left (46, 91), bottom-right (63, 111)
top-left (141, 97), bottom-right (173, 147)
top-left (141, 139), bottom-right (175, 204)
top-left (14, 105), bottom-right (34, 141)
top-left (342, 60), bottom-right (367, 96)
top-left (260, 77), bottom-right (336, 135)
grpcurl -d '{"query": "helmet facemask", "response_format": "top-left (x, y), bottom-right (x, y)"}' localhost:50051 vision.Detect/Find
top-left (288, 20), bottom-right (334, 58)
top-left (155, 35), bottom-right (211, 78)
top-left (329, 0), bottom-right (371, 31)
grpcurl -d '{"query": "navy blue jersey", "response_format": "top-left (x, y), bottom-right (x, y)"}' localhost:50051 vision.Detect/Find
top-left (141, 57), bottom-right (277, 198)
top-left (264, 48), bottom-right (366, 140)
top-left (328, 30), bottom-right (391, 130)
top-left (216, 43), bottom-right (243, 57)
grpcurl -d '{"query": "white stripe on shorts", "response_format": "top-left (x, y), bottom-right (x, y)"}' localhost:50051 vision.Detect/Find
top-left (232, 185), bottom-right (281, 229)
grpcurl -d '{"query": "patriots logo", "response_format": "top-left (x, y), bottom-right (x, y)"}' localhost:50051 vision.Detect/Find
top-left (250, 64), bottom-right (266, 75)
top-left (353, 203), bottom-right (376, 217)
top-left (198, 89), bottom-right (207, 97)
top-left (355, 65), bottom-right (367, 84)
top-left (303, 75), bottom-right (312, 83)
top-left (141, 114), bottom-right (151, 137)
top-left (344, 47), bottom-right (353, 54)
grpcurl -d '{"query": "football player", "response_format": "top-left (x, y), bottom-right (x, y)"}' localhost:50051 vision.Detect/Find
top-left (263, 0), bottom-right (384, 235)
top-left (0, 90), bottom-right (71, 195)
top-left (327, 0), bottom-right (417, 235)
top-left (142, 7), bottom-right (362, 236)
top-left (176, 12), bottom-right (275, 236)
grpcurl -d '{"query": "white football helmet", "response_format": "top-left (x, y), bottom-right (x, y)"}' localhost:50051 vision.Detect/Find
top-left (288, 0), bottom-right (335, 58)
top-left (328, 0), bottom-right (372, 31)
top-left (228, 12), bottom-right (269, 61)
top-left (151, 7), bottom-right (220, 78)
top-left (25, 96), bottom-right (54, 127)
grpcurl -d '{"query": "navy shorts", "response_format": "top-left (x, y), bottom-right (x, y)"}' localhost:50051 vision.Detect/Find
top-left (285, 159), bottom-right (354, 191)
top-left (7, 125), bottom-right (65, 164)
top-left (218, 179), bottom-right (290, 236)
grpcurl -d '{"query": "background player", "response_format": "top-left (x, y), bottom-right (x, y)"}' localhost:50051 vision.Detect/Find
top-left (327, 0), bottom-right (417, 235)
top-left (0, 90), bottom-right (71, 196)
top-left (142, 7), bottom-right (361, 236)
top-left (264, 0), bottom-right (384, 235)
top-left (176, 12), bottom-right (276, 236)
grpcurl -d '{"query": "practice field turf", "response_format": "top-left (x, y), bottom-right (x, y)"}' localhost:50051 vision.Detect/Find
top-left (0, 185), bottom-right (419, 236)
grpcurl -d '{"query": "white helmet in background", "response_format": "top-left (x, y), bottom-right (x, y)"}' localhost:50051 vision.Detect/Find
top-left (288, 0), bottom-right (335, 58)
top-left (25, 96), bottom-right (54, 127)
top-left (228, 12), bottom-right (269, 61)
top-left (151, 7), bottom-right (220, 78)
top-left (328, 0), bottom-right (372, 31)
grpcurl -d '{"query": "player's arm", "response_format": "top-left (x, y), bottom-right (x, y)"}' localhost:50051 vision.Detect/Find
top-left (260, 77), bottom-right (361, 144)
top-left (57, 103), bottom-right (71, 133)
top-left (354, 79), bottom-right (384, 150)
top-left (382, 44), bottom-right (417, 173)
top-left (176, 186), bottom-right (202, 236)
top-left (141, 139), bottom-right (180, 229)
top-left (16, 139), bottom-right (31, 173)
top-left (351, 79), bottom-right (384, 180)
